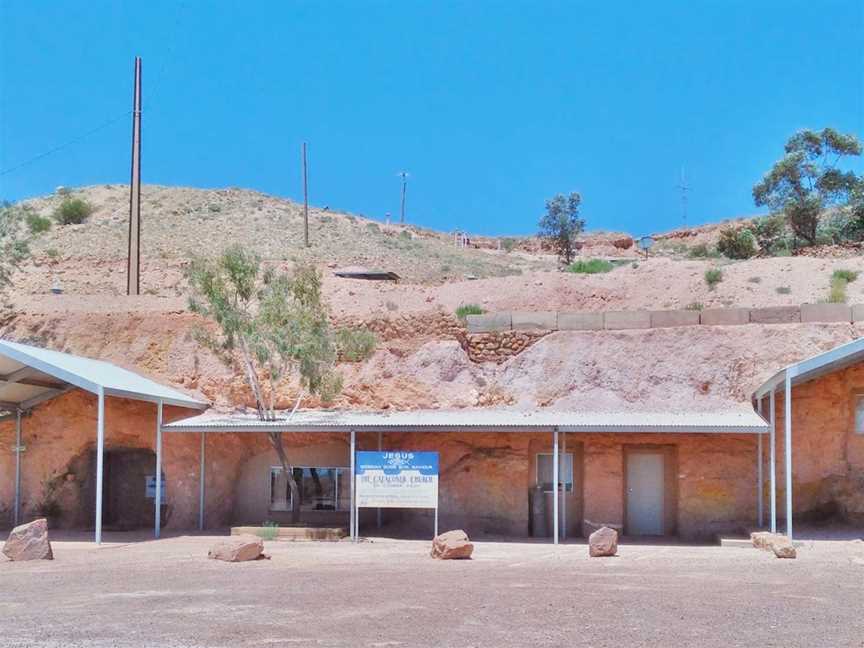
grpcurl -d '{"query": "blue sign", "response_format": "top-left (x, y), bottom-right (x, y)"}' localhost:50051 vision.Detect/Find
top-left (356, 451), bottom-right (439, 509)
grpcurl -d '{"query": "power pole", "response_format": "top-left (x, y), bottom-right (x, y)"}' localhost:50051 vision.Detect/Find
top-left (398, 171), bottom-right (408, 223)
top-left (302, 142), bottom-right (309, 247)
top-left (675, 167), bottom-right (690, 227)
top-left (127, 56), bottom-right (143, 296)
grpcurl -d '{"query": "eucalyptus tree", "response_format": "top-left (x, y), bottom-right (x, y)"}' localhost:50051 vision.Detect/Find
top-left (188, 245), bottom-right (371, 523)
top-left (538, 192), bottom-right (585, 266)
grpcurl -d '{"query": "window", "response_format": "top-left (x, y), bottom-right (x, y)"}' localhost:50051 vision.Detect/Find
top-left (855, 395), bottom-right (864, 434)
top-left (536, 453), bottom-right (574, 493)
top-left (269, 466), bottom-right (349, 512)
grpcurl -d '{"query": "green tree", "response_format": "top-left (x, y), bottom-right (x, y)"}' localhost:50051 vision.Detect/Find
top-left (0, 202), bottom-right (35, 305)
top-left (187, 246), bottom-right (373, 523)
top-left (538, 192), bottom-right (585, 266)
top-left (753, 128), bottom-right (862, 246)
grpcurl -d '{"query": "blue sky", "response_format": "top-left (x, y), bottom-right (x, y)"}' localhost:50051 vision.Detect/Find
top-left (1, 1), bottom-right (862, 235)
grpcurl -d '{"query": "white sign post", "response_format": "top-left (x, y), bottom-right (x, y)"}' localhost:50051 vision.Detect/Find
top-left (355, 451), bottom-right (439, 538)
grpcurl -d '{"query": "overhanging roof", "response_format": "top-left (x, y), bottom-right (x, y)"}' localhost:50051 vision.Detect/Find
top-left (0, 339), bottom-right (208, 412)
top-left (753, 336), bottom-right (864, 400)
top-left (163, 408), bottom-right (768, 434)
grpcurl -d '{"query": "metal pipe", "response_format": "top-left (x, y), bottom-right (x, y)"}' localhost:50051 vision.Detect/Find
top-left (154, 400), bottom-right (163, 538)
top-left (757, 397), bottom-right (763, 527)
top-left (350, 429), bottom-right (356, 542)
top-left (377, 430), bottom-right (382, 530)
top-left (553, 428), bottom-right (559, 545)
top-left (198, 431), bottom-right (206, 531)
top-left (562, 430), bottom-right (567, 541)
top-left (769, 389), bottom-right (777, 533)
top-left (784, 373), bottom-right (793, 540)
top-left (13, 409), bottom-right (21, 526)
top-left (95, 387), bottom-right (105, 544)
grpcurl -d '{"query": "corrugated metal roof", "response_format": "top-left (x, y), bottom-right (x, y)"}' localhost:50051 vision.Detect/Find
top-left (163, 407), bottom-right (768, 434)
top-left (0, 339), bottom-right (207, 410)
top-left (753, 336), bottom-right (864, 399)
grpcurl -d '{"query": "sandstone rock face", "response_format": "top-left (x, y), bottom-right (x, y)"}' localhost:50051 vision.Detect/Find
top-left (588, 526), bottom-right (618, 557)
top-left (3, 518), bottom-right (54, 561)
top-left (208, 534), bottom-right (264, 562)
top-left (431, 530), bottom-right (474, 559)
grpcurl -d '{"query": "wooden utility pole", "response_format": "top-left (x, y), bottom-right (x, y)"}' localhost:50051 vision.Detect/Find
top-left (302, 142), bottom-right (309, 247)
top-left (399, 171), bottom-right (408, 223)
top-left (127, 56), bottom-right (143, 296)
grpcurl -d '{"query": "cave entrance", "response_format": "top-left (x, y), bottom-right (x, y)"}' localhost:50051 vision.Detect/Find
top-left (86, 447), bottom-right (161, 531)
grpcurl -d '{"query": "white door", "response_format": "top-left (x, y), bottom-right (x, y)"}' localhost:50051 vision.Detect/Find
top-left (626, 452), bottom-right (665, 536)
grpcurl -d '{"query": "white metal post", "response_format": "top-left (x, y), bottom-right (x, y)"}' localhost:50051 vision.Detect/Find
top-left (757, 397), bottom-right (764, 527)
top-left (784, 373), bottom-right (793, 540)
top-left (552, 428), bottom-right (559, 545)
top-left (95, 387), bottom-right (105, 544)
top-left (376, 431), bottom-right (382, 530)
top-left (562, 431), bottom-right (567, 541)
top-left (769, 389), bottom-right (777, 533)
top-left (350, 429), bottom-right (356, 542)
top-left (154, 400), bottom-right (163, 538)
top-left (198, 431), bottom-right (206, 531)
top-left (13, 410), bottom-right (22, 527)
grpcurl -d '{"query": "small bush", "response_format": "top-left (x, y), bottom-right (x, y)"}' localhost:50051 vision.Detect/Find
top-left (747, 276), bottom-right (761, 284)
top-left (335, 327), bottom-right (377, 362)
top-left (53, 198), bottom-right (93, 225)
top-left (832, 269), bottom-right (858, 283)
top-left (717, 227), bottom-right (756, 259)
top-left (26, 212), bottom-right (52, 234)
top-left (567, 258), bottom-right (614, 274)
top-left (688, 243), bottom-right (715, 258)
top-left (258, 520), bottom-right (279, 541)
top-left (501, 238), bottom-right (517, 253)
top-left (753, 214), bottom-right (786, 252)
top-left (827, 276), bottom-right (848, 303)
top-left (455, 304), bottom-right (484, 320)
top-left (704, 268), bottom-right (723, 290)
top-left (45, 248), bottom-right (60, 259)
top-left (776, 286), bottom-right (791, 295)
top-left (685, 302), bottom-right (704, 311)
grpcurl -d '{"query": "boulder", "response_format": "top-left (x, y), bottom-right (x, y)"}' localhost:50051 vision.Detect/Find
top-left (430, 530), bottom-right (474, 560)
top-left (751, 531), bottom-right (774, 549)
top-left (770, 537), bottom-right (797, 559)
top-left (588, 526), bottom-right (618, 557)
top-left (208, 534), bottom-right (264, 562)
top-left (3, 518), bottom-right (53, 561)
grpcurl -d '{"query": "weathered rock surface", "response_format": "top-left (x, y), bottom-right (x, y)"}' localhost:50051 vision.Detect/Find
top-left (3, 518), bottom-right (54, 561)
top-left (771, 537), bottom-right (797, 559)
top-left (208, 534), bottom-right (264, 562)
top-left (751, 531), bottom-right (774, 549)
top-left (588, 526), bottom-right (618, 557)
top-left (431, 530), bottom-right (474, 559)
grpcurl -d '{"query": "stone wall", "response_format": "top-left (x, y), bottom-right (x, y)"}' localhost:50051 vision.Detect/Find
top-left (465, 330), bottom-right (549, 364)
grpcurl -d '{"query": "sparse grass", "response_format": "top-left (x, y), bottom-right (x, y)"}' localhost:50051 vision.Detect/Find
top-left (685, 302), bottom-right (704, 311)
top-left (832, 269), bottom-right (858, 284)
top-left (704, 268), bottom-right (723, 290)
top-left (258, 521), bottom-right (279, 541)
top-left (455, 304), bottom-right (484, 320)
top-left (385, 300), bottom-right (398, 312)
top-left (567, 258), bottom-right (615, 274)
top-left (776, 286), bottom-right (791, 295)
top-left (501, 238), bottom-right (517, 253)
top-left (747, 276), bottom-right (761, 284)
top-left (53, 198), bottom-right (94, 225)
top-left (827, 276), bottom-right (849, 304)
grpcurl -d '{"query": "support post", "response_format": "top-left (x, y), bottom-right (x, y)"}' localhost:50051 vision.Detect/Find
top-left (562, 431), bottom-right (567, 541)
top-left (376, 430), bottom-right (382, 529)
top-left (154, 400), bottom-right (163, 538)
top-left (350, 429), bottom-right (356, 542)
top-left (757, 398), bottom-right (764, 527)
top-left (552, 428), bottom-right (559, 545)
top-left (95, 387), bottom-right (105, 544)
top-left (198, 431), bottom-right (206, 531)
top-left (13, 409), bottom-right (22, 526)
top-left (784, 373), bottom-right (793, 540)
top-left (769, 389), bottom-right (777, 533)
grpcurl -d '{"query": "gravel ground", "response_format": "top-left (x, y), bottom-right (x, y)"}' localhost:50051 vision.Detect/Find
top-left (1, 532), bottom-right (863, 648)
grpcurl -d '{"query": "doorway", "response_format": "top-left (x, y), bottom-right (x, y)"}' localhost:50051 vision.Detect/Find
top-left (83, 447), bottom-right (160, 530)
top-left (625, 446), bottom-right (676, 536)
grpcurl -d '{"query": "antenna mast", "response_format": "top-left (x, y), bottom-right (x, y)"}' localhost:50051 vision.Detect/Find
top-left (127, 56), bottom-right (143, 296)
top-left (398, 171), bottom-right (409, 223)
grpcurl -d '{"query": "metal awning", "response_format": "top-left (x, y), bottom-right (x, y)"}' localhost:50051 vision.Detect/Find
top-left (164, 407), bottom-right (768, 434)
top-left (753, 336), bottom-right (864, 399)
top-left (333, 266), bottom-right (400, 282)
top-left (0, 339), bottom-right (207, 414)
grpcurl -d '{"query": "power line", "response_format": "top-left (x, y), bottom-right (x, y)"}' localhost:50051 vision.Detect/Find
top-left (0, 110), bottom-right (130, 177)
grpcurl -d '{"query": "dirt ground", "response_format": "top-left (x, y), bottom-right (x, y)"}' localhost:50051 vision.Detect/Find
top-left (1, 531), bottom-right (863, 648)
